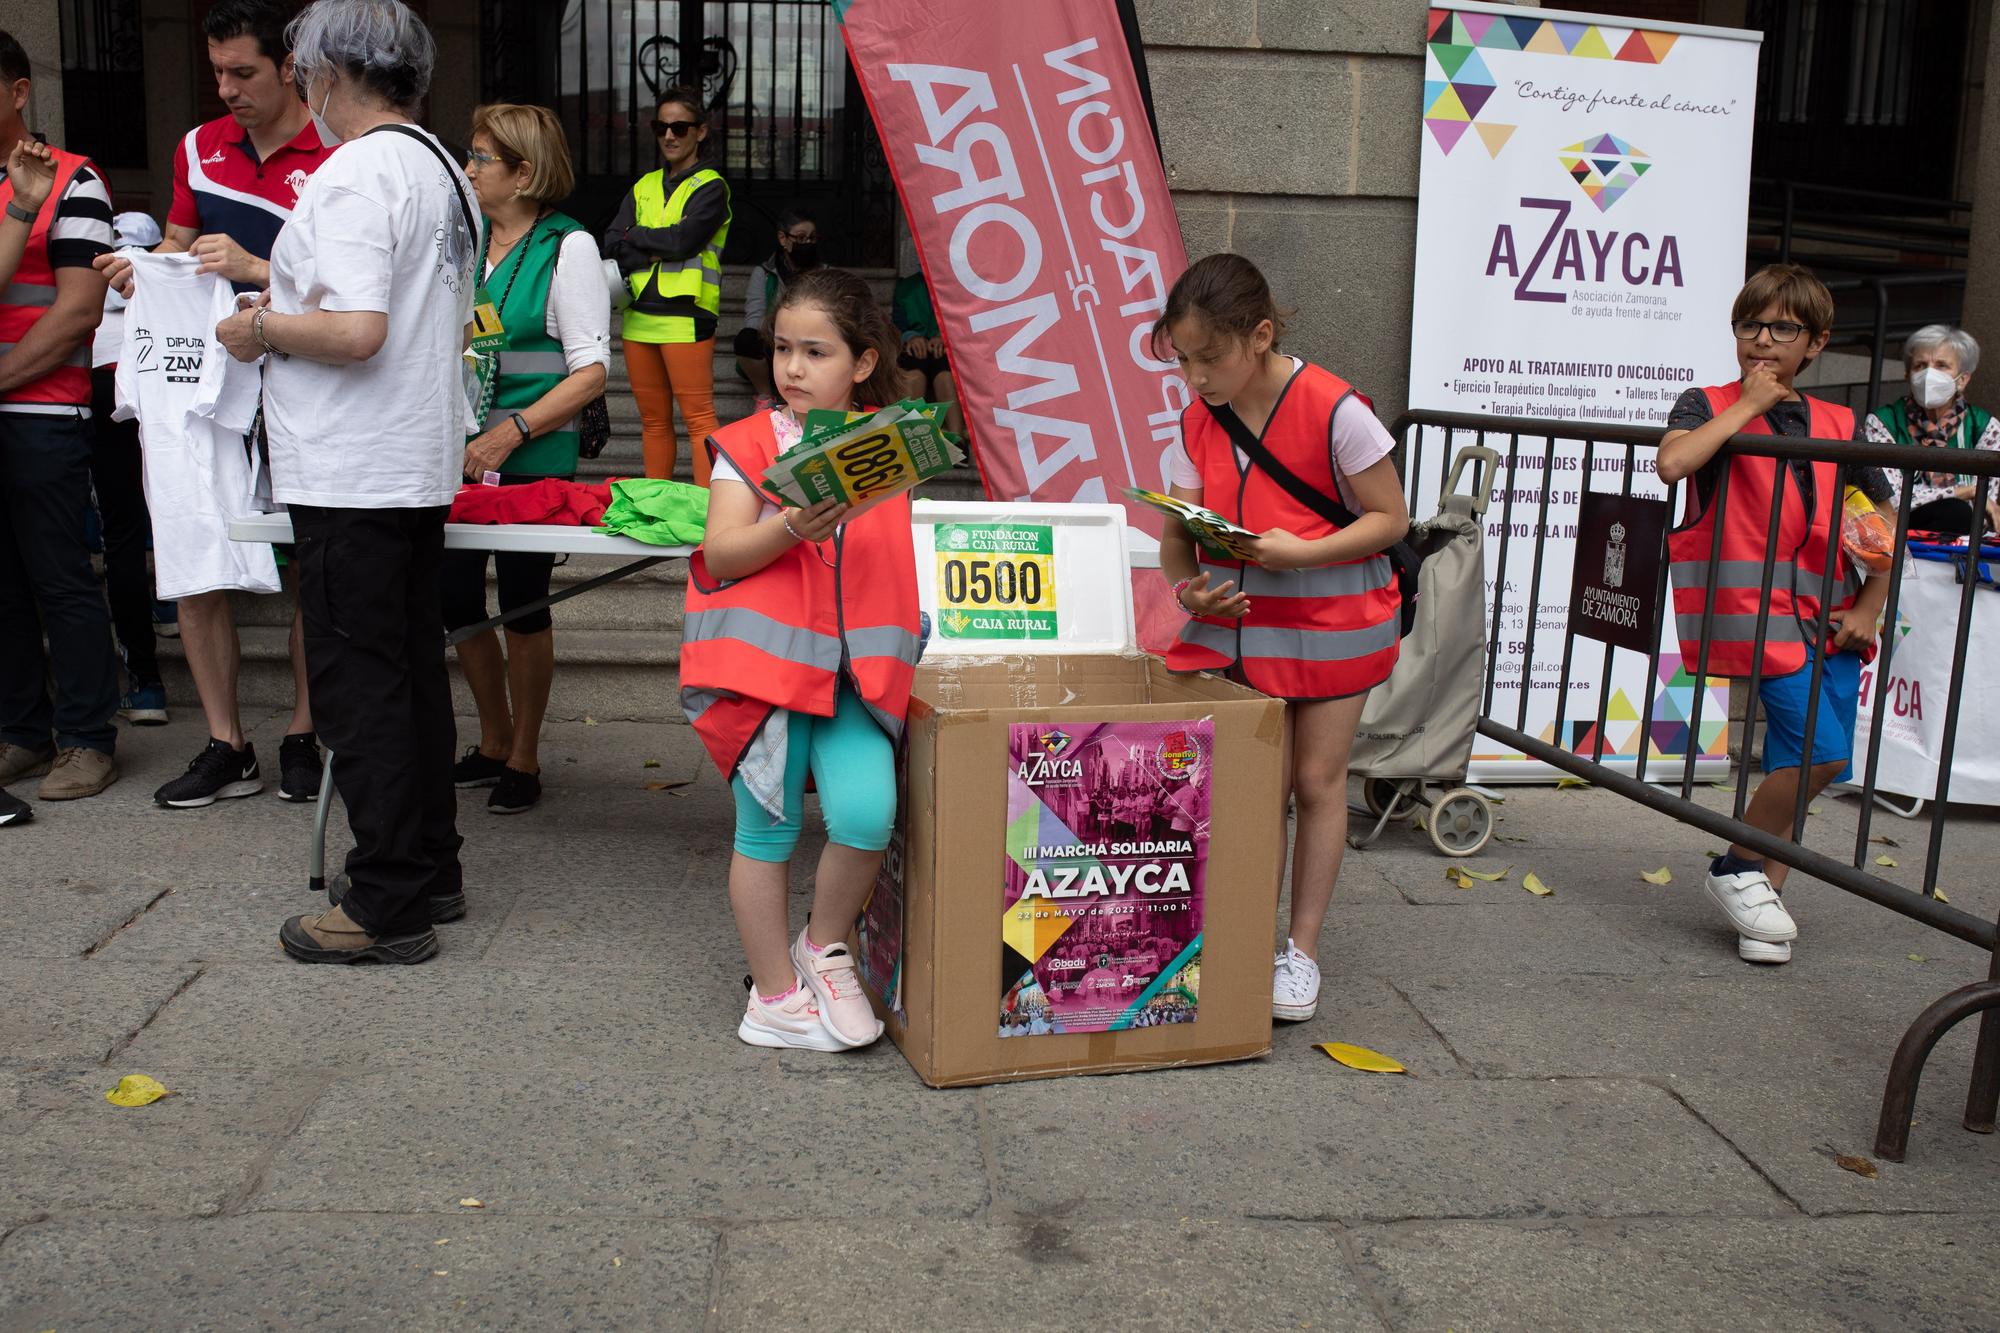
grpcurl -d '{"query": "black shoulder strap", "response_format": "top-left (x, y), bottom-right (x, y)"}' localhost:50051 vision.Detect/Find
top-left (366, 123), bottom-right (478, 255)
top-left (1204, 399), bottom-right (1363, 529)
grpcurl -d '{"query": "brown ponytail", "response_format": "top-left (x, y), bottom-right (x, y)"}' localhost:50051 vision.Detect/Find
top-left (766, 267), bottom-right (909, 410)
top-left (1150, 253), bottom-right (1290, 359)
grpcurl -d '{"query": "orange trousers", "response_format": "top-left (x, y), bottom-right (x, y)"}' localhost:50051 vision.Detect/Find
top-left (622, 337), bottom-right (718, 484)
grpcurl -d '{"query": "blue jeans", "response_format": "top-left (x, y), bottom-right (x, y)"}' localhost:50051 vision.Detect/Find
top-left (0, 411), bottom-right (119, 754)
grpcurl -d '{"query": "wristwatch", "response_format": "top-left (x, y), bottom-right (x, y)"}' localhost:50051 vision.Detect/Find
top-left (3, 199), bottom-right (34, 224)
top-left (509, 411), bottom-right (532, 444)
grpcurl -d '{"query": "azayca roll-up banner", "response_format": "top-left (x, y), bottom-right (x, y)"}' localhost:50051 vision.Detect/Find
top-left (1409, 2), bottom-right (1758, 779)
top-left (837, 0), bottom-right (1192, 650)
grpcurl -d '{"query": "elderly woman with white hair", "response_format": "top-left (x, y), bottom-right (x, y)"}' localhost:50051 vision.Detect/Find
top-left (1865, 324), bottom-right (2000, 536)
top-left (215, 0), bottom-right (477, 966)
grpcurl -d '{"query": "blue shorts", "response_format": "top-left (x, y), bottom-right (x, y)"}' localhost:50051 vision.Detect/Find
top-left (1757, 647), bottom-right (1861, 780)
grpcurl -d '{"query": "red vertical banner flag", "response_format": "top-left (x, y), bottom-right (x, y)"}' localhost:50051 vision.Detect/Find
top-left (837, 0), bottom-right (1191, 649)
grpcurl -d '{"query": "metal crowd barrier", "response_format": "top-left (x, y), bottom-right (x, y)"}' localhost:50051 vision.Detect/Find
top-left (1394, 408), bottom-right (2000, 1163)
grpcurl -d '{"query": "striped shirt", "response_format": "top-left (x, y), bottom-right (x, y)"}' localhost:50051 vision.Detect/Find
top-left (0, 139), bottom-right (114, 270)
top-left (169, 115), bottom-right (339, 281)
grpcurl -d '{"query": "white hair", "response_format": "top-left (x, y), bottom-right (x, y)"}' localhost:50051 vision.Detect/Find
top-left (1904, 323), bottom-right (1980, 376)
top-left (288, 0), bottom-right (435, 110)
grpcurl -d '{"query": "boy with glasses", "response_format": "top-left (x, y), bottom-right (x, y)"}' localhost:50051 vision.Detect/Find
top-left (1656, 263), bottom-right (1896, 966)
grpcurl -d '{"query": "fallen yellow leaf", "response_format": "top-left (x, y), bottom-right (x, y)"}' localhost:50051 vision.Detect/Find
top-left (1451, 865), bottom-right (1511, 881)
top-left (105, 1074), bottom-right (174, 1107)
top-left (612, 1257), bottom-right (624, 1268)
top-left (1909, 954), bottom-right (1927, 963)
top-left (1835, 1154), bottom-right (1879, 1179)
top-left (642, 758), bottom-right (660, 769)
top-left (1522, 872), bottom-right (1553, 897)
top-left (1934, 887), bottom-right (1950, 903)
top-left (1640, 867), bottom-right (1673, 885)
top-left (435, 1239), bottom-right (450, 1246)
top-left (433, 1269), bottom-right (450, 1277)
top-left (457, 1198), bottom-right (484, 1209)
top-left (1556, 777), bottom-right (1590, 790)
top-left (583, 715), bottom-right (599, 726)
top-left (1317, 1042), bottom-right (1407, 1073)
top-left (1808, 805), bottom-right (1823, 816)
top-left (1876, 855), bottom-right (1899, 867)
top-left (1452, 871), bottom-right (1474, 889)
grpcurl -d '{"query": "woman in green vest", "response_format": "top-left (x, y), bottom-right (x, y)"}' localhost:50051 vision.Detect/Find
top-left (1866, 324), bottom-right (2000, 537)
top-left (605, 85), bottom-right (731, 483)
top-left (441, 102), bottom-right (611, 816)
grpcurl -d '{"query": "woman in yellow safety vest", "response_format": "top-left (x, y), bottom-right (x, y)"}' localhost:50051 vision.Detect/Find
top-left (604, 84), bottom-right (731, 482)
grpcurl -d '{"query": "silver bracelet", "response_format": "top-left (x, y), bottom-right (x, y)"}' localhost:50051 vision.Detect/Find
top-left (780, 512), bottom-right (804, 542)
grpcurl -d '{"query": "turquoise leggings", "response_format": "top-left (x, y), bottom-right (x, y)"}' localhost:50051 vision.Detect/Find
top-left (731, 683), bottom-right (897, 862)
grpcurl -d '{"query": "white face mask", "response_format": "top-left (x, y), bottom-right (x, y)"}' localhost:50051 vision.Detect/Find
top-left (305, 75), bottom-right (337, 142)
top-left (1911, 366), bottom-right (1959, 410)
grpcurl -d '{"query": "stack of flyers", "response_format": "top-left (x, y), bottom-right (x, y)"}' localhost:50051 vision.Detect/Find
top-left (1123, 487), bottom-right (1261, 562)
top-left (758, 400), bottom-right (965, 511)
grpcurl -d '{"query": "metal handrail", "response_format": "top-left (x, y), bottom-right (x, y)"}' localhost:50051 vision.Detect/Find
top-left (1392, 407), bottom-right (2000, 1161)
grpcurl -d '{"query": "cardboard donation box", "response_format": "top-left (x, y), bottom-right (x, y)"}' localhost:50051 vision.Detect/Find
top-left (856, 503), bottom-right (1286, 1087)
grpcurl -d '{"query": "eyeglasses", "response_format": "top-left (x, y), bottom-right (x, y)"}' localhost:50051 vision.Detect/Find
top-left (651, 119), bottom-right (698, 138)
top-left (1732, 318), bottom-right (1807, 343)
top-left (465, 148), bottom-right (502, 169)
top-left (785, 230), bottom-right (818, 244)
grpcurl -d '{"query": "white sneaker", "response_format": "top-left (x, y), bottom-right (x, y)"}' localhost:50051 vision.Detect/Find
top-left (1703, 868), bottom-right (1798, 943)
top-left (792, 929), bottom-right (885, 1049)
top-left (1738, 935), bottom-right (1792, 964)
top-left (737, 975), bottom-right (844, 1051)
top-left (1272, 938), bottom-right (1321, 1021)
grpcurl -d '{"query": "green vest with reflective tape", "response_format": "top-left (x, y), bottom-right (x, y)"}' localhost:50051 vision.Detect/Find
top-left (622, 167), bottom-right (729, 343)
top-left (479, 212), bottom-right (585, 476)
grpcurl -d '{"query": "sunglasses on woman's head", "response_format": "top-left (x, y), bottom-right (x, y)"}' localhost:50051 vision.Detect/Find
top-left (652, 119), bottom-right (698, 138)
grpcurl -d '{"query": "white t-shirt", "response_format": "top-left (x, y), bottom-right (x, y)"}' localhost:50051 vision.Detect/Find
top-left (113, 252), bottom-right (278, 599)
top-left (1164, 358), bottom-right (1396, 510)
top-left (264, 124), bottom-right (478, 509)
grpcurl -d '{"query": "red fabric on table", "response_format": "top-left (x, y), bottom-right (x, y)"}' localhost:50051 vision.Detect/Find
top-left (448, 479), bottom-right (618, 527)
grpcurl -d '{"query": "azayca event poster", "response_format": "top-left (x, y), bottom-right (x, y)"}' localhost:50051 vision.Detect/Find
top-left (1409, 3), bottom-right (1758, 776)
top-left (1000, 721), bottom-right (1208, 1036)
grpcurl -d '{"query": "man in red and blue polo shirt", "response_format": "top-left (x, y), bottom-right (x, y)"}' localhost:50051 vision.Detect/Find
top-left (97, 0), bottom-right (338, 813)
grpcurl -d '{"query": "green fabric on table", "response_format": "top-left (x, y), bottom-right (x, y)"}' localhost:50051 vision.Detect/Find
top-left (596, 477), bottom-right (710, 546)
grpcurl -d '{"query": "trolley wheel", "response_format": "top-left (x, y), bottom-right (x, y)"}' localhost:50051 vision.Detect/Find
top-left (1363, 778), bottom-right (1417, 819)
top-left (1427, 788), bottom-right (1494, 858)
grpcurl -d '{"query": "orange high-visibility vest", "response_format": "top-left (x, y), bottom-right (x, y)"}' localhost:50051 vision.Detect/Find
top-left (1164, 363), bottom-right (1401, 700)
top-left (0, 147), bottom-right (95, 408)
top-left (680, 412), bottom-right (925, 778)
top-left (1667, 382), bottom-right (1865, 678)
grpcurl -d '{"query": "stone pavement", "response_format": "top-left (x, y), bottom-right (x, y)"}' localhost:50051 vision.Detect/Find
top-left (3, 712), bottom-right (1999, 1330)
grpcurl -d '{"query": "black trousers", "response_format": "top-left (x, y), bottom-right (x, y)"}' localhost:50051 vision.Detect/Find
top-left (88, 366), bottom-right (160, 684)
top-left (291, 503), bottom-right (463, 936)
top-left (0, 409), bottom-right (120, 754)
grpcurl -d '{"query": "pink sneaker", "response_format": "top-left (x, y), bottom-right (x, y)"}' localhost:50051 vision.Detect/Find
top-left (792, 929), bottom-right (884, 1048)
top-left (737, 975), bottom-right (843, 1051)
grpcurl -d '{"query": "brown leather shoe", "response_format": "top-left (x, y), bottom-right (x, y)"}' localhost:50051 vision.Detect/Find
top-left (0, 741), bottom-right (55, 786)
top-left (37, 747), bottom-right (117, 801)
top-left (280, 905), bottom-right (438, 965)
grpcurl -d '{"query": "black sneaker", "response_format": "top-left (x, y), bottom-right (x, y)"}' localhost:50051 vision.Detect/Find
top-left (488, 767), bottom-right (541, 815)
top-left (328, 872), bottom-right (467, 925)
top-left (452, 746), bottom-right (508, 789)
top-left (277, 732), bottom-right (322, 802)
top-left (154, 739), bottom-right (262, 809)
top-left (0, 786), bottom-right (30, 827)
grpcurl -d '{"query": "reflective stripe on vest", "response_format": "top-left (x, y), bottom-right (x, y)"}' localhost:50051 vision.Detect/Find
top-left (1162, 362), bottom-right (1401, 698)
top-left (622, 168), bottom-right (729, 343)
top-left (678, 411), bottom-right (922, 782)
top-left (1665, 383), bottom-right (1859, 678)
top-left (0, 147), bottom-right (96, 407)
